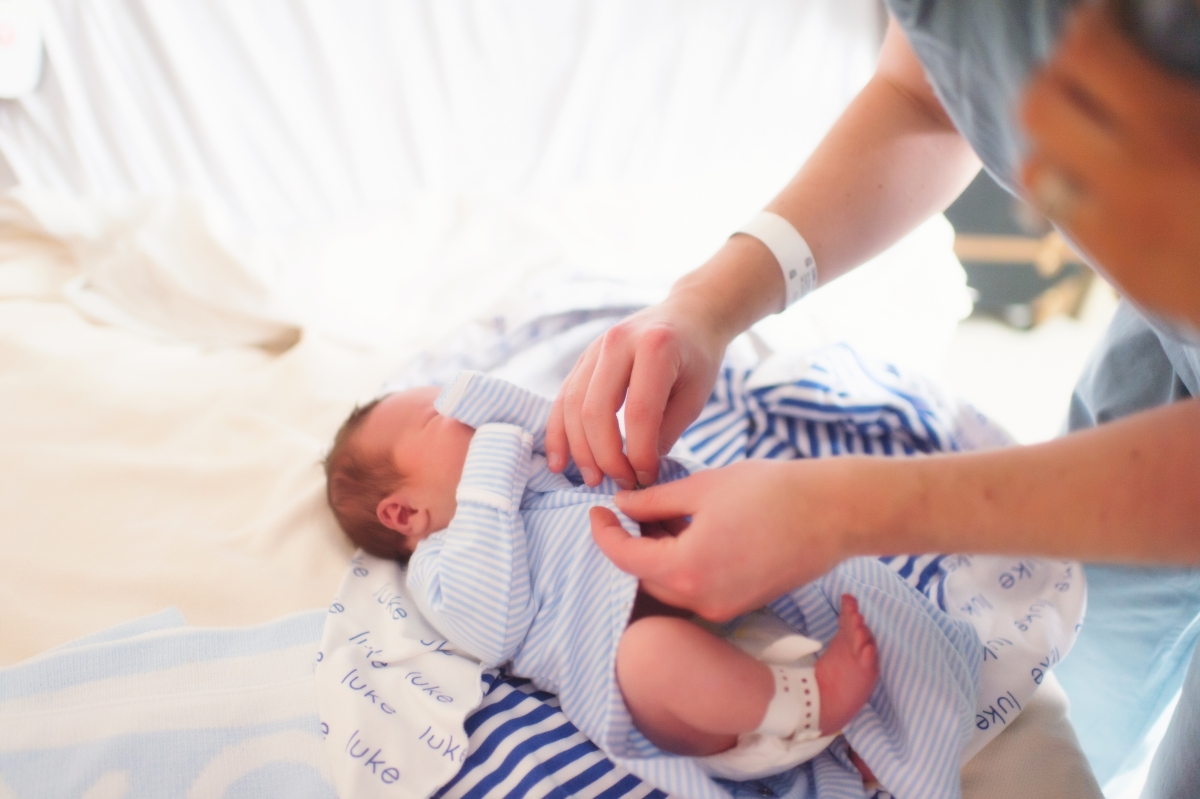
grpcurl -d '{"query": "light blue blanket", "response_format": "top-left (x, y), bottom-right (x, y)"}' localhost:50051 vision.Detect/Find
top-left (0, 608), bottom-right (335, 798)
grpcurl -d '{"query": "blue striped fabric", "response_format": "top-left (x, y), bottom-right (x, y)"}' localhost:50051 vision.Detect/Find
top-left (439, 671), bottom-right (669, 799)
top-left (411, 372), bottom-right (731, 798)
top-left (417, 347), bottom-right (978, 799)
top-left (683, 346), bottom-right (959, 467)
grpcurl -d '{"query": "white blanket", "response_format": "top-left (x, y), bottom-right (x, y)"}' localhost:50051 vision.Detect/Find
top-left (316, 555), bottom-right (483, 799)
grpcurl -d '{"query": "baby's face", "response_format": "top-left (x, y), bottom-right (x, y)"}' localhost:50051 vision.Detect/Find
top-left (357, 387), bottom-right (475, 538)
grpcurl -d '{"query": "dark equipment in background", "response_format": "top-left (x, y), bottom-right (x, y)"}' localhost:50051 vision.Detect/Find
top-left (945, 171), bottom-right (1093, 330)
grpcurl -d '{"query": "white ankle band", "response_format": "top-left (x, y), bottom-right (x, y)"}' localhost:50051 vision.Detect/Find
top-left (755, 665), bottom-right (819, 739)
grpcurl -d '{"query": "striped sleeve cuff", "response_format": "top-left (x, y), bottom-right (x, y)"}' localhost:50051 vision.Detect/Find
top-left (456, 423), bottom-right (533, 513)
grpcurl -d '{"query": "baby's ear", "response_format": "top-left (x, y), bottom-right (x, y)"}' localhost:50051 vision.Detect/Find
top-left (377, 491), bottom-right (425, 538)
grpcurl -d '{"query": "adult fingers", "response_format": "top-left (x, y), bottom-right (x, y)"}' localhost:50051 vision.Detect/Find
top-left (545, 393), bottom-right (570, 473)
top-left (559, 343), bottom-right (604, 485)
top-left (622, 326), bottom-right (681, 486)
top-left (656, 370), bottom-right (712, 460)
top-left (581, 328), bottom-right (638, 488)
top-left (613, 476), bottom-right (703, 522)
top-left (590, 506), bottom-right (673, 578)
top-left (590, 508), bottom-right (696, 608)
top-left (547, 341), bottom-right (596, 472)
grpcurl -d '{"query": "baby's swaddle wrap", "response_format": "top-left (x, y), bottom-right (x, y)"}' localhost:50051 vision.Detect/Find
top-left (405, 371), bottom-right (983, 799)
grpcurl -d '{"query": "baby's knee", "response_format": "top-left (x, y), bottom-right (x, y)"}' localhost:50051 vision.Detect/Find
top-left (617, 616), bottom-right (685, 694)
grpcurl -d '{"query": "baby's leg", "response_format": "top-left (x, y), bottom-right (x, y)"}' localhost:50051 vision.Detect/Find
top-left (814, 595), bottom-right (880, 733)
top-left (617, 615), bottom-right (773, 756)
top-left (616, 595), bottom-right (878, 757)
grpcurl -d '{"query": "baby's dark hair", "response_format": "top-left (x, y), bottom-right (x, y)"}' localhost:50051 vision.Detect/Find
top-left (324, 397), bottom-right (414, 563)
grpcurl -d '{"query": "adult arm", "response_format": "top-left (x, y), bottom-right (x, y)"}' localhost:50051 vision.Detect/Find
top-left (546, 18), bottom-right (981, 489)
top-left (591, 398), bottom-right (1200, 621)
top-left (406, 423), bottom-right (536, 666)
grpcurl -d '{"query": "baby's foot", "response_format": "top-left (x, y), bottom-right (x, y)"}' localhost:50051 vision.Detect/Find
top-left (813, 594), bottom-right (879, 735)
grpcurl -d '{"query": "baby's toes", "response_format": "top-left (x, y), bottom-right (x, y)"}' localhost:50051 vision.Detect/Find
top-left (858, 633), bottom-right (879, 675)
top-left (839, 594), bottom-right (861, 626)
top-left (852, 613), bottom-right (876, 654)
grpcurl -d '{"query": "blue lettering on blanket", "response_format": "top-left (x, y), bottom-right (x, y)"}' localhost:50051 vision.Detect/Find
top-left (340, 668), bottom-right (398, 714)
top-left (418, 725), bottom-right (466, 761)
top-left (937, 554), bottom-right (1086, 761)
top-left (1031, 647), bottom-right (1061, 685)
top-left (404, 671), bottom-right (455, 702)
top-left (419, 638), bottom-right (455, 656)
top-left (315, 555), bottom-right (483, 799)
top-left (345, 728), bottom-right (402, 784)
top-left (372, 584), bottom-right (409, 620)
top-left (975, 691), bottom-right (1022, 730)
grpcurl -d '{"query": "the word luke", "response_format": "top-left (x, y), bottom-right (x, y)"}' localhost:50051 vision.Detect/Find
top-left (981, 636), bottom-right (1014, 662)
top-left (958, 593), bottom-right (994, 618)
top-left (341, 668), bottom-right (398, 715)
top-left (1030, 647), bottom-right (1061, 685)
top-left (1054, 563), bottom-right (1075, 593)
top-left (345, 728), bottom-right (401, 785)
top-left (419, 637), bottom-right (454, 656)
top-left (405, 670), bottom-right (454, 703)
top-left (996, 559), bottom-right (1037, 590)
top-left (975, 691), bottom-right (1022, 731)
top-left (418, 725), bottom-right (465, 762)
top-left (372, 582), bottom-right (409, 621)
top-left (1013, 599), bottom-right (1056, 633)
top-left (348, 630), bottom-right (388, 668)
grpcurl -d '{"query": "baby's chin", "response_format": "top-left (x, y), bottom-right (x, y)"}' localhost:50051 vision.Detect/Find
top-left (427, 498), bottom-right (461, 538)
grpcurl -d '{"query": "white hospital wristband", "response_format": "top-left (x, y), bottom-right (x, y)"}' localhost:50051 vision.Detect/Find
top-left (734, 211), bottom-right (817, 310)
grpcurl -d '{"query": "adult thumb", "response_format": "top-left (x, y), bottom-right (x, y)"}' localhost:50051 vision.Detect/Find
top-left (613, 475), bottom-right (700, 522)
top-left (590, 505), bottom-right (672, 579)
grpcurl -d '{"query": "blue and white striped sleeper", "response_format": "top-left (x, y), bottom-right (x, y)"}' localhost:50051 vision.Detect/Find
top-left (406, 371), bottom-right (728, 797)
top-left (408, 362), bottom-right (980, 799)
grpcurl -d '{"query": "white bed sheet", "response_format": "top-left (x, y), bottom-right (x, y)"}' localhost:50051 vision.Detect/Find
top-left (0, 0), bottom-right (884, 232)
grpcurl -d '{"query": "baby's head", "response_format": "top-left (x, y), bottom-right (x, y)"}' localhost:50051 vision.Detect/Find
top-left (324, 387), bottom-right (475, 562)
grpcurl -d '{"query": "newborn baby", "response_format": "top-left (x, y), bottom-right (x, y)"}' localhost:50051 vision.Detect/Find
top-left (324, 371), bottom-right (879, 791)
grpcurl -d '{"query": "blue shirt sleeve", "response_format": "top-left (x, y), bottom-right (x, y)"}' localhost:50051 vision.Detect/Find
top-left (435, 371), bottom-right (553, 453)
top-left (406, 422), bottom-right (537, 667)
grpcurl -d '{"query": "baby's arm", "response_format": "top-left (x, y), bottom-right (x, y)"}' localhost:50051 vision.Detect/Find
top-left (436, 372), bottom-right (552, 451)
top-left (406, 422), bottom-right (536, 667)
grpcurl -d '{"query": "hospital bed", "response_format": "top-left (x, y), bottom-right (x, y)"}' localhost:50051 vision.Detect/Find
top-left (0, 1), bottom-right (1102, 796)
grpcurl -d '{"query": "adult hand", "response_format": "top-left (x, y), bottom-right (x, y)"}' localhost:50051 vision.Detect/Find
top-left (545, 298), bottom-right (729, 490)
top-left (1020, 4), bottom-right (1200, 329)
top-left (589, 459), bottom-right (863, 621)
